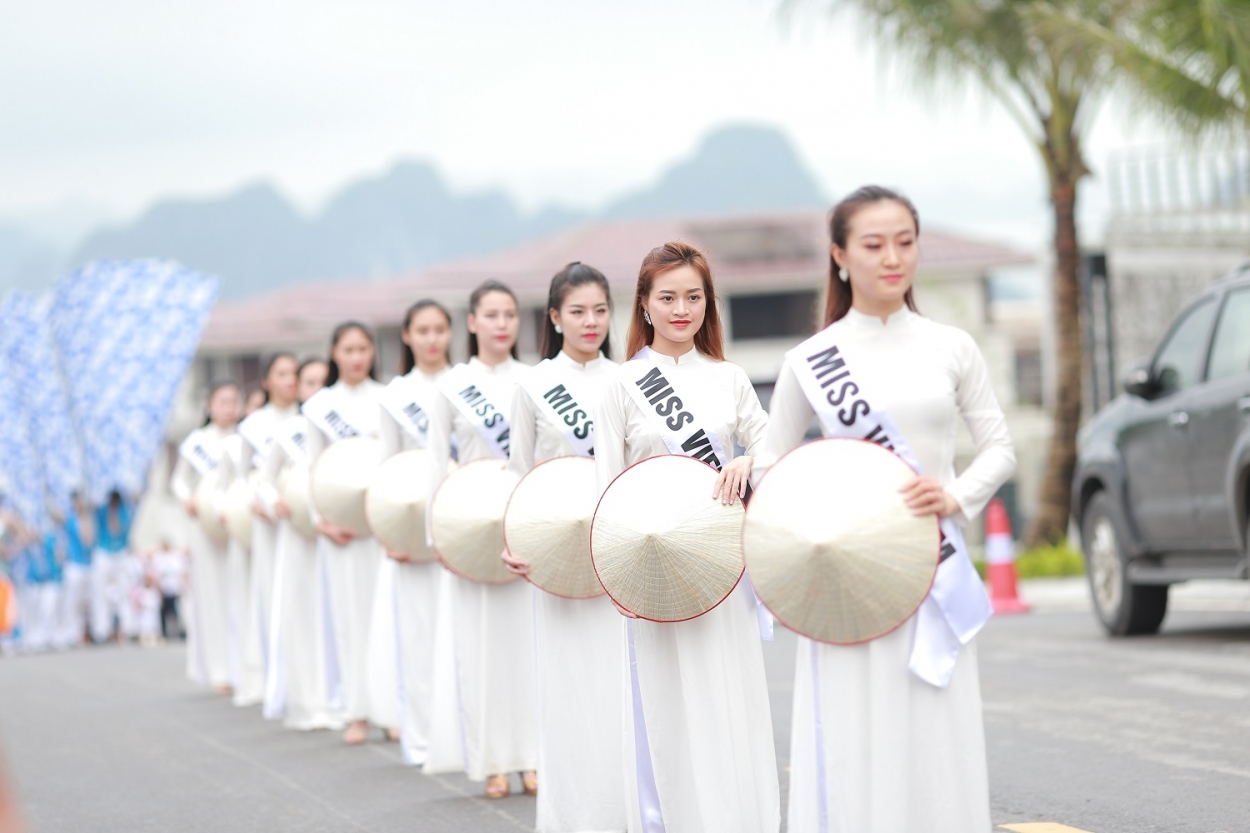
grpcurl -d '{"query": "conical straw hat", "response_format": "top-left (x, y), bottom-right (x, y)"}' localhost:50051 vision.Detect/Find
top-left (430, 459), bottom-right (521, 585)
top-left (504, 456), bottom-right (602, 599)
top-left (311, 436), bottom-right (382, 537)
top-left (743, 438), bottom-right (939, 645)
top-left (281, 463), bottom-right (317, 540)
top-left (366, 449), bottom-right (438, 563)
top-left (591, 454), bottom-right (744, 622)
top-left (223, 478), bottom-right (255, 548)
top-left (193, 476), bottom-right (229, 545)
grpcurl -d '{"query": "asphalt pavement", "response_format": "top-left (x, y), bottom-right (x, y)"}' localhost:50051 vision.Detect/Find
top-left (1, 579), bottom-right (1248, 832)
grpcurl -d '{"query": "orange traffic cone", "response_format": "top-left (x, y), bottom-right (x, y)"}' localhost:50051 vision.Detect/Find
top-left (985, 498), bottom-right (1030, 615)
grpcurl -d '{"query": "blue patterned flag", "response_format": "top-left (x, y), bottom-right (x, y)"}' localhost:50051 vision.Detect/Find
top-left (50, 260), bottom-right (218, 505)
top-left (0, 336), bottom-right (49, 534)
top-left (0, 293), bottom-right (83, 526)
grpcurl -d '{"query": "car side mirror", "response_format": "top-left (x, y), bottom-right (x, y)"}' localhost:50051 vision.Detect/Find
top-left (1123, 362), bottom-right (1157, 399)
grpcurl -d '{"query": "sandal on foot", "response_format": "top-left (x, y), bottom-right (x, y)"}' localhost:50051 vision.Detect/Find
top-left (342, 721), bottom-right (369, 745)
top-left (485, 774), bottom-right (510, 799)
top-left (521, 770), bottom-right (538, 796)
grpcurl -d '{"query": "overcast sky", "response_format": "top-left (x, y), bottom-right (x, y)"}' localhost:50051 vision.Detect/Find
top-left (1, 0), bottom-right (1171, 251)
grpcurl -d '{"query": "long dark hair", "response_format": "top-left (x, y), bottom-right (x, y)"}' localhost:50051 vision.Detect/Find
top-left (467, 280), bottom-right (520, 360)
top-left (259, 352), bottom-right (297, 405)
top-left (626, 242), bottom-right (726, 361)
top-left (540, 262), bottom-right (613, 361)
top-left (296, 357), bottom-right (327, 405)
top-left (324, 321), bottom-right (378, 386)
top-left (825, 185), bottom-right (921, 327)
top-left (203, 380), bottom-right (240, 427)
top-left (400, 299), bottom-right (453, 374)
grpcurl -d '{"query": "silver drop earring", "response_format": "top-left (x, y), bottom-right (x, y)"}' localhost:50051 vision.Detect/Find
top-left (643, 309), bottom-right (652, 325)
top-left (554, 324), bottom-right (562, 334)
top-left (839, 267), bottom-right (849, 282)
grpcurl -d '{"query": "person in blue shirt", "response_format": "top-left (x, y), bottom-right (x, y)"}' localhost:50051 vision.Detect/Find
top-left (59, 494), bottom-right (94, 647)
top-left (29, 528), bottom-right (67, 651)
top-left (90, 491), bottom-right (133, 643)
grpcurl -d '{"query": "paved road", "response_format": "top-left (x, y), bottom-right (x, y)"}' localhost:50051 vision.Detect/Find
top-left (1, 589), bottom-right (1249, 832)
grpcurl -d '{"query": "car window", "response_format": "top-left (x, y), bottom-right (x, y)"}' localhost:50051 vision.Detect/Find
top-left (1207, 288), bottom-right (1250, 383)
top-left (1153, 297), bottom-right (1218, 394)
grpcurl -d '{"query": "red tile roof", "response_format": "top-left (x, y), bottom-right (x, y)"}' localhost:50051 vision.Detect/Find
top-left (201, 209), bottom-right (1030, 351)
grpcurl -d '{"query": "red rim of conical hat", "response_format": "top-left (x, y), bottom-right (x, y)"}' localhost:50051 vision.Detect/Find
top-left (365, 449), bottom-right (438, 563)
top-left (430, 458), bottom-right (521, 585)
top-left (193, 476), bottom-right (228, 545)
top-left (311, 436), bottom-right (382, 537)
top-left (504, 456), bottom-right (603, 599)
top-left (591, 454), bottom-right (744, 622)
top-left (743, 438), bottom-right (939, 646)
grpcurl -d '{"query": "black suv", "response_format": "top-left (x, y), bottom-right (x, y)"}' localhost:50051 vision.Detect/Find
top-left (1073, 265), bottom-right (1250, 635)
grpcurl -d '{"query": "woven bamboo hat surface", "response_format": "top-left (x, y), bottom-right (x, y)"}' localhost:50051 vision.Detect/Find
top-left (591, 454), bottom-right (745, 622)
top-left (366, 449), bottom-right (438, 562)
top-left (280, 463), bottom-right (317, 540)
top-left (504, 456), bottom-right (603, 599)
top-left (311, 436), bottom-right (382, 537)
top-left (193, 476), bottom-right (229, 545)
top-left (430, 459), bottom-right (521, 585)
top-left (223, 478), bottom-right (255, 548)
top-left (743, 438), bottom-right (939, 645)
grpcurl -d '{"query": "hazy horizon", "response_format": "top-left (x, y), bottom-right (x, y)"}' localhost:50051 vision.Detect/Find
top-left (2, 0), bottom-right (1179, 256)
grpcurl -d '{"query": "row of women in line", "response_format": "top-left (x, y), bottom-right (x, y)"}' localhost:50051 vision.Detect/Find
top-left (172, 184), bottom-right (1016, 833)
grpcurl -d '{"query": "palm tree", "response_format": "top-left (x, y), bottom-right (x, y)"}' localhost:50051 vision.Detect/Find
top-left (1033, 1), bottom-right (1250, 131)
top-left (798, 0), bottom-right (1247, 545)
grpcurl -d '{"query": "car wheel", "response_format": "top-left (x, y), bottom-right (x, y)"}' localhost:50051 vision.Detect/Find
top-left (1081, 491), bottom-right (1168, 636)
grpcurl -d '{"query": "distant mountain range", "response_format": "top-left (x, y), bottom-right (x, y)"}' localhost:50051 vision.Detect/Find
top-left (1, 124), bottom-right (828, 299)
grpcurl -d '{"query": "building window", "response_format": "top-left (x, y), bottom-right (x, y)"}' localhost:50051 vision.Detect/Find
top-left (1015, 348), bottom-right (1043, 407)
top-left (729, 291), bottom-right (818, 340)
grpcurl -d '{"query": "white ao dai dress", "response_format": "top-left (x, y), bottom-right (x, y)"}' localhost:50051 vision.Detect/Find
top-left (594, 349), bottom-right (779, 833)
top-left (232, 402), bottom-right (298, 711)
top-left (257, 414), bottom-right (342, 730)
top-left (754, 308), bottom-right (1016, 833)
top-left (424, 356), bottom-right (539, 781)
top-left (305, 378), bottom-right (387, 726)
top-left (377, 367), bottom-right (447, 765)
top-left (171, 423), bottom-right (234, 690)
top-left (509, 351), bottom-right (625, 833)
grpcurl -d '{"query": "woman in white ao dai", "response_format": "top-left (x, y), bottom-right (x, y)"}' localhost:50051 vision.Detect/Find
top-left (423, 281), bottom-right (538, 799)
top-left (171, 382), bottom-right (241, 694)
top-left (503, 264), bottom-right (626, 833)
top-left (594, 243), bottom-right (779, 833)
top-left (254, 358), bottom-right (341, 731)
top-left (305, 323), bottom-right (388, 745)
top-left (377, 300), bottom-right (453, 766)
top-left (754, 188), bottom-right (1016, 833)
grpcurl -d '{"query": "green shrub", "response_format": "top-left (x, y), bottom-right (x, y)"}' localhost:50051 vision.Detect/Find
top-left (1016, 540), bottom-right (1085, 578)
top-left (971, 539), bottom-right (1085, 580)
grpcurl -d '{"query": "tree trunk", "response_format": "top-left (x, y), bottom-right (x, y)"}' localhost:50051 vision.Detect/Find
top-left (1024, 166), bottom-right (1084, 547)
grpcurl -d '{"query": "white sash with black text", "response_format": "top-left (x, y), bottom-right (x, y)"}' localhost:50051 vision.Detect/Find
top-left (237, 411), bottom-right (275, 466)
top-left (178, 430), bottom-right (223, 477)
top-left (276, 416), bottom-right (310, 465)
top-left (302, 388), bottom-right (365, 443)
top-left (520, 359), bottom-right (596, 458)
top-left (786, 327), bottom-right (993, 688)
top-left (622, 347), bottom-right (728, 471)
top-left (380, 375), bottom-right (435, 449)
top-left (437, 364), bottom-right (513, 460)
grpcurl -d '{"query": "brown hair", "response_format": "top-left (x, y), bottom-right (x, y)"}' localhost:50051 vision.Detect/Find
top-left (626, 241), bottom-right (726, 361)
top-left (824, 185), bottom-right (921, 327)
top-left (467, 280), bottom-right (520, 360)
